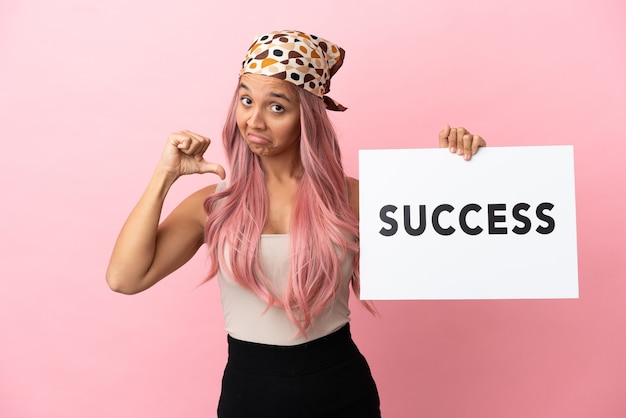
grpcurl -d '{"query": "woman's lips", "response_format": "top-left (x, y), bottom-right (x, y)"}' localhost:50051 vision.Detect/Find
top-left (247, 133), bottom-right (271, 145)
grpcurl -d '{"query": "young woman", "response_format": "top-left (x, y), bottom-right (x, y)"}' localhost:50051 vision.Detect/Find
top-left (106, 30), bottom-right (485, 417)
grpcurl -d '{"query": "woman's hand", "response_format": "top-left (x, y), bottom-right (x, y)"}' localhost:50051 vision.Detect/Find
top-left (438, 125), bottom-right (486, 161)
top-left (158, 130), bottom-right (226, 179)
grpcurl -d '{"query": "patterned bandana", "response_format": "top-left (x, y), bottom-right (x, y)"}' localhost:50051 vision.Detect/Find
top-left (239, 30), bottom-right (347, 111)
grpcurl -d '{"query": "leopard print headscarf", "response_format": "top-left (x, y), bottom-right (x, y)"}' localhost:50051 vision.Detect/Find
top-left (239, 30), bottom-right (347, 111)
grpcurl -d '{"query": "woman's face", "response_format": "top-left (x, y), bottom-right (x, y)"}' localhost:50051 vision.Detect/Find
top-left (236, 73), bottom-right (301, 159)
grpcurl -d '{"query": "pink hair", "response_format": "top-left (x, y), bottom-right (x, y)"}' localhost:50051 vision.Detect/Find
top-left (204, 80), bottom-right (373, 334)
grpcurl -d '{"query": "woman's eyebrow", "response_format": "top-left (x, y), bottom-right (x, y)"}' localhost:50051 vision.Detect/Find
top-left (268, 92), bottom-right (291, 102)
top-left (238, 82), bottom-right (292, 102)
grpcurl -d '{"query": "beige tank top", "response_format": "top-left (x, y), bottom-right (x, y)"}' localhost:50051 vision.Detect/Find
top-left (214, 182), bottom-right (352, 346)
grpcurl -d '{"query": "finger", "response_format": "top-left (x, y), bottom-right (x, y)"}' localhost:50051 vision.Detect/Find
top-left (456, 127), bottom-right (466, 155)
top-left (185, 138), bottom-right (206, 155)
top-left (169, 132), bottom-right (192, 149)
top-left (176, 137), bottom-right (192, 151)
top-left (181, 142), bottom-right (201, 156)
top-left (182, 130), bottom-right (211, 145)
top-left (183, 130), bottom-right (211, 155)
top-left (194, 139), bottom-right (211, 159)
top-left (175, 136), bottom-right (201, 155)
top-left (197, 139), bottom-right (210, 158)
top-left (198, 161), bottom-right (227, 179)
top-left (438, 124), bottom-right (451, 148)
top-left (448, 128), bottom-right (457, 153)
top-left (169, 132), bottom-right (186, 144)
top-left (471, 135), bottom-right (485, 155)
top-left (462, 134), bottom-right (473, 160)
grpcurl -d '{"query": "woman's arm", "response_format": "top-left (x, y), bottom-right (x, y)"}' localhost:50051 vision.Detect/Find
top-left (105, 131), bottom-right (225, 294)
top-left (349, 125), bottom-right (485, 217)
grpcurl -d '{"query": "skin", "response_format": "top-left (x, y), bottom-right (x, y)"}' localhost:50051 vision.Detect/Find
top-left (105, 74), bottom-right (485, 294)
top-left (236, 74), bottom-right (304, 234)
top-left (439, 125), bottom-right (486, 160)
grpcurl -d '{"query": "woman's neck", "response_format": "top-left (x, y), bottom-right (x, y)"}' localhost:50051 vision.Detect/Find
top-left (260, 152), bottom-right (303, 183)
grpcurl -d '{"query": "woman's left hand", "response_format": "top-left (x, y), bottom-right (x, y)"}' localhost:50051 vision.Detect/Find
top-left (438, 125), bottom-right (486, 161)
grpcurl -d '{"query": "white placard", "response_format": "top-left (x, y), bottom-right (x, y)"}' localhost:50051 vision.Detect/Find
top-left (359, 146), bottom-right (578, 300)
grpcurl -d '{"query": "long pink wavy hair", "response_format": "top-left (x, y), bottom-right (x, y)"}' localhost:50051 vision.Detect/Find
top-left (204, 80), bottom-right (373, 334)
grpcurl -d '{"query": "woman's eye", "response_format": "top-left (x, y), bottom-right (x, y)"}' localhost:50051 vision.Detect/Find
top-left (241, 97), bottom-right (252, 105)
top-left (271, 104), bottom-right (284, 113)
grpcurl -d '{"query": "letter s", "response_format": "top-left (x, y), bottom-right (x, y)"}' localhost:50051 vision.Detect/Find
top-left (536, 202), bottom-right (555, 234)
top-left (512, 203), bottom-right (532, 235)
top-left (379, 205), bottom-right (398, 236)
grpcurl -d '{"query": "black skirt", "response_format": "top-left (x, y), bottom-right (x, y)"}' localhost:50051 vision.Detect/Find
top-left (217, 323), bottom-right (381, 418)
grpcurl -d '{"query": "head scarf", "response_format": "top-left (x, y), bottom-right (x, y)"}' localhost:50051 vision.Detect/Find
top-left (239, 30), bottom-right (347, 111)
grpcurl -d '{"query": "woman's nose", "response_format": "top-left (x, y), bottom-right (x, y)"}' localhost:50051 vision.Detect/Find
top-left (247, 108), bottom-right (265, 130)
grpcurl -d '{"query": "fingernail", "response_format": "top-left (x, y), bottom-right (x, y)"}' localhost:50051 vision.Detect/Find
top-left (450, 146), bottom-right (456, 153)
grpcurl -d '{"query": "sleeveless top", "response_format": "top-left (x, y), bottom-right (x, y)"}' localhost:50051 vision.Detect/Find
top-left (213, 182), bottom-right (352, 346)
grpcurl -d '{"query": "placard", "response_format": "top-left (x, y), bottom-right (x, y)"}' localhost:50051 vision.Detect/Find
top-left (359, 146), bottom-right (578, 300)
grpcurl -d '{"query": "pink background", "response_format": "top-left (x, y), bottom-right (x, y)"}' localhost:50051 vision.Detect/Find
top-left (1, 0), bottom-right (625, 417)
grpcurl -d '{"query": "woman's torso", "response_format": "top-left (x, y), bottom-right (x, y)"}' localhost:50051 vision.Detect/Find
top-left (213, 182), bottom-right (353, 346)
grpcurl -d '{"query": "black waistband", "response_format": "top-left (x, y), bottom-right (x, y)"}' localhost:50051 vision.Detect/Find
top-left (226, 323), bottom-right (359, 377)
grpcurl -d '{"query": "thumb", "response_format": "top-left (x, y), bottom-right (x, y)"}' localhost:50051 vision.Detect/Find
top-left (197, 160), bottom-right (227, 179)
top-left (438, 124), bottom-right (451, 148)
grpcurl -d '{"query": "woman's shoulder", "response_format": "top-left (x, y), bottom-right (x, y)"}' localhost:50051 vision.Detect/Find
top-left (346, 176), bottom-right (359, 193)
top-left (172, 183), bottom-right (221, 225)
top-left (187, 183), bottom-right (220, 203)
top-left (346, 176), bottom-right (359, 220)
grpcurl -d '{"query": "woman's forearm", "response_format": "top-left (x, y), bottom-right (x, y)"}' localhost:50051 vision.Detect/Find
top-left (105, 169), bottom-right (177, 294)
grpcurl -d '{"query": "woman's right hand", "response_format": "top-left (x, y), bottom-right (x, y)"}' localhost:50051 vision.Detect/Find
top-left (158, 130), bottom-right (226, 179)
